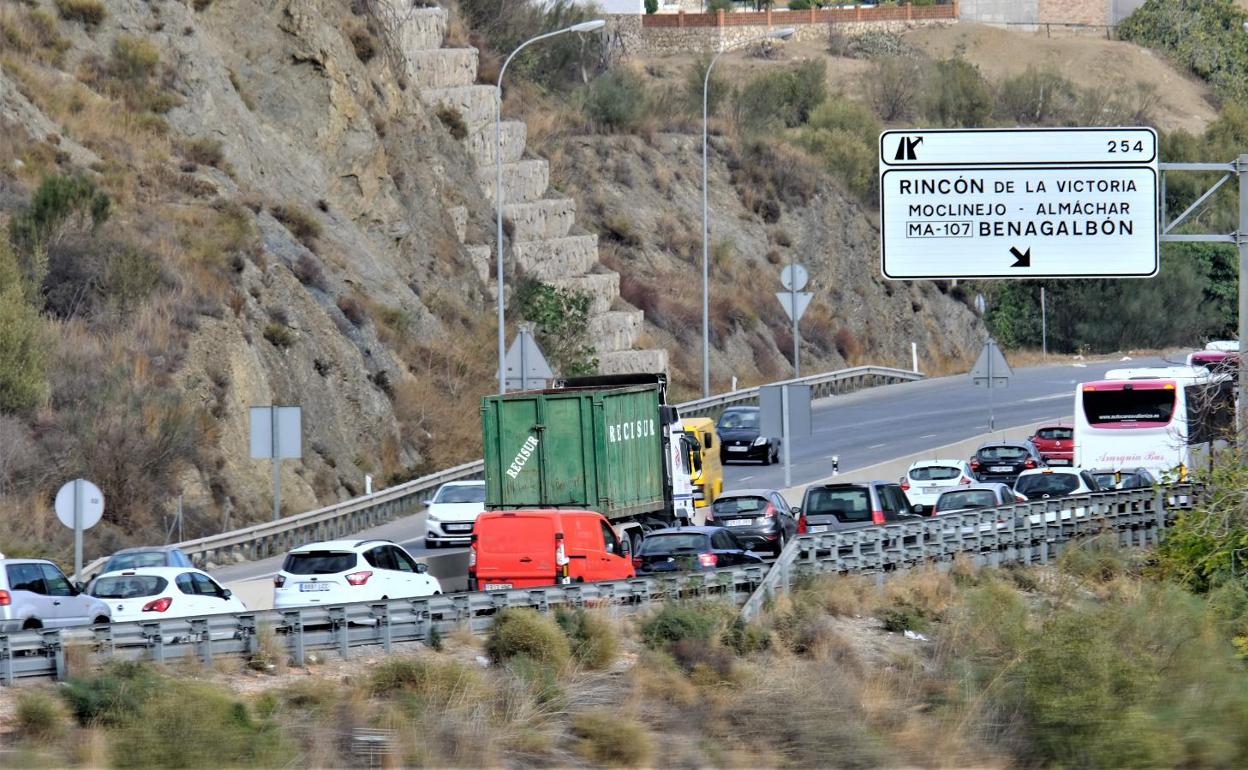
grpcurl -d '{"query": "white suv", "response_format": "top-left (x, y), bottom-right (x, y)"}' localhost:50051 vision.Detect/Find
top-left (0, 556), bottom-right (111, 632)
top-left (90, 567), bottom-right (247, 622)
top-left (424, 480), bottom-right (487, 548)
top-left (273, 540), bottom-right (441, 609)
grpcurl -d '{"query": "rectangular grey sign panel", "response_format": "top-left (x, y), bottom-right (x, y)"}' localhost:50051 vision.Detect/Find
top-left (250, 406), bottom-right (302, 459)
top-left (759, 385), bottom-right (782, 440)
top-left (759, 385), bottom-right (811, 440)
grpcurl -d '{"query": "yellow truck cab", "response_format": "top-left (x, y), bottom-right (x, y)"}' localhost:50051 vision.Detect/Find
top-left (681, 417), bottom-right (723, 524)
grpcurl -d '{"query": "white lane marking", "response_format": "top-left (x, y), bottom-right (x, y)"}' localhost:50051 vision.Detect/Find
top-left (920, 433), bottom-right (938, 439)
top-left (868, 443), bottom-right (886, 449)
top-left (740, 475), bottom-right (755, 481)
top-left (1023, 393), bottom-right (1069, 403)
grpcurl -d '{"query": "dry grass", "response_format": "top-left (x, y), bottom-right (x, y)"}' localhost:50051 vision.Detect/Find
top-left (53, 0), bottom-right (105, 27)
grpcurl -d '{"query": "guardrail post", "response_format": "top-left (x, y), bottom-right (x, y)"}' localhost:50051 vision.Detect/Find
top-left (42, 630), bottom-right (66, 681)
top-left (372, 603), bottom-right (392, 653)
top-left (191, 619), bottom-right (212, 666)
top-left (0, 634), bottom-right (12, 686)
top-left (237, 613), bottom-right (257, 658)
top-left (140, 622), bottom-right (164, 663)
top-left (94, 621), bottom-right (115, 657)
top-left (329, 607), bottom-right (349, 659)
top-left (283, 610), bottom-right (305, 667)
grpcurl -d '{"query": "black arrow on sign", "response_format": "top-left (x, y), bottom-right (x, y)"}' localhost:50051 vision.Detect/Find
top-left (1009, 246), bottom-right (1031, 268)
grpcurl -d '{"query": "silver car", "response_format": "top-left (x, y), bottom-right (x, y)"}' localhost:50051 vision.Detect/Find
top-left (1, 557), bottom-right (111, 632)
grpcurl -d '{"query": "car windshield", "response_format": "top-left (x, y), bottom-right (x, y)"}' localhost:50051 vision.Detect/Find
top-left (1036, 427), bottom-right (1073, 440)
top-left (717, 410), bottom-right (758, 430)
top-left (639, 533), bottom-right (709, 555)
top-left (92, 575), bottom-right (168, 599)
top-left (936, 490), bottom-right (999, 511)
top-left (104, 551), bottom-right (169, 571)
top-left (1016, 474), bottom-right (1080, 497)
top-left (978, 446), bottom-right (1027, 461)
top-left (804, 488), bottom-right (871, 523)
top-left (712, 496), bottom-right (768, 516)
top-left (282, 551), bottom-right (357, 575)
top-left (909, 465), bottom-right (961, 481)
top-left (434, 484), bottom-right (486, 504)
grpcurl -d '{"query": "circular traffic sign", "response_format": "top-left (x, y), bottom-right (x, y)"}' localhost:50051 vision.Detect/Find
top-left (54, 479), bottom-right (105, 530)
top-left (780, 264), bottom-right (809, 291)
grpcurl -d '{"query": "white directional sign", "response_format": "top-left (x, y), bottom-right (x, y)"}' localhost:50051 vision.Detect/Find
top-left (879, 128), bottom-right (1159, 280)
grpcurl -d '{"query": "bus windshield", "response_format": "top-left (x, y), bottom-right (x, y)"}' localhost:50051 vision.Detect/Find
top-left (1082, 387), bottom-right (1175, 427)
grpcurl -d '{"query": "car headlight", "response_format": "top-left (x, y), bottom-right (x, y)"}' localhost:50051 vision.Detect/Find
top-left (426, 511), bottom-right (440, 523)
top-left (752, 436), bottom-right (767, 447)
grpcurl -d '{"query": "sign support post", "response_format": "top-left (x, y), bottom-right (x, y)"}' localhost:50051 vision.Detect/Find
top-left (73, 479), bottom-right (82, 583)
top-left (271, 405), bottom-right (281, 521)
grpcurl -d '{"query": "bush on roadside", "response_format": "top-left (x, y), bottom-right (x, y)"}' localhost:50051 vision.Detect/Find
top-left (485, 608), bottom-right (572, 671)
top-left (731, 59), bottom-right (826, 134)
top-left (995, 66), bottom-right (1077, 125)
top-left (581, 67), bottom-right (647, 133)
top-left (865, 56), bottom-right (923, 121)
top-left (638, 602), bottom-right (731, 649)
top-left (570, 710), bottom-right (652, 768)
top-left (923, 57), bottom-right (991, 127)
top-left (15, 689), bottom-right (69, 743)
top-left (53, 0), bottom-right (105, 26)
top-left (555, 608), bottom-right (619, 669)
top-left (62, 661), bottom-right (162, 727)
top-left (800, 98), bottom-right (880, 200)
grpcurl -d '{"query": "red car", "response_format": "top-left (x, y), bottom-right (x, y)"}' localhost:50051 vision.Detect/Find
top-left (1029, 424), bottom-right (1074, 466)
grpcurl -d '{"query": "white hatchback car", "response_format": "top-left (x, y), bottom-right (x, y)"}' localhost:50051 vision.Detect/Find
top-left (273, 539), bottom-right (441, 609)
top-left (900, 459), bottom-right (976, 513)
top-left (1014, 467), bottom-right (1103, 501)
top-left (89, 567), bottom-right (246, 622)
top-left (424, 480), bottom-right (487, 548)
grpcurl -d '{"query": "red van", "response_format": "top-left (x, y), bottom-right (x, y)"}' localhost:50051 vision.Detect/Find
top-left (468, 509), bottom-right (635, 591)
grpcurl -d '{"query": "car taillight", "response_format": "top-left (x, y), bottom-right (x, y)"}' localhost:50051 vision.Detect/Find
top-left (1024, 458), bottom-right (1037, 469)
top-left (142, 597), bottom-right (172, 612)
top-left (970, 458), bottom-right (981, 471)
top-left (468, 541), bottom-right (478, 571)
top-left (797, 514), bottom-right (807, 534)
top-left (959, 475), bottom-right (973, 486)
top-left (698, 553), bottom-right (717, 568)
top-left (871, 510), bottom-right (885, 525)
top-left (0, 590), bottom-right (9, 606)
top-left (763, 503), bottom-right (777, 517)
top-left (632, 556), bottom-right (643, 569)
top-left (345, 570), bottom-right (373, 586)
top-left (273, 574), bottom-right (286, 588)
top-left (900, 478), bottom-right (910, 491)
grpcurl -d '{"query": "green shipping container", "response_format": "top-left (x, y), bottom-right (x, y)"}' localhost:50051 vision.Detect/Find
top-left (481, 384), bottom-right (667, 521)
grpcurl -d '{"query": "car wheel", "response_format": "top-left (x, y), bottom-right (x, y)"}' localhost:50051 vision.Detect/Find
top-left (22, 618), bottom-right (41, 630)
top-left (629, 530), bottom-right (643, 558)
top-left (93, 616), bottom-right (109, 625)
top-left (773, 532), bottom-right (786, 557)
top-left (762, 448), bottom-right (772, 466)
top-left (771, 444), bottom-right (780, 464)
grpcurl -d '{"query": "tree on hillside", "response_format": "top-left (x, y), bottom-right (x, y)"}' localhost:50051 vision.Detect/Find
top-left (0, 236), bottom-right (49, 415)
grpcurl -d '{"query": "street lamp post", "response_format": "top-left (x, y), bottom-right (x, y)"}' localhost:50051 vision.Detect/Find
top-left (701, 27), bottom-right (794, 398)
top-left (496, 19), bottom-right (606, 395)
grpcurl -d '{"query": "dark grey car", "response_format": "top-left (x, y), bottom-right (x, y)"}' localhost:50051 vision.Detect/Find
top-left (970, 441), bottom-right (1045, 485)
top-left (797, 481), bottom-right (915, 533)
top-left (708, 488), bottom-right (798, 555)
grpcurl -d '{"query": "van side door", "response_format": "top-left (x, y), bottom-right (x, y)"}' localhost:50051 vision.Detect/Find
top-left (597, 519), bottom-right (633, 580)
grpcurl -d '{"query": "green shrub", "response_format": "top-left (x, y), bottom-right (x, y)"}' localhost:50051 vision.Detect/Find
top-left (1057, 534), bottom-right (1137, 583)
top-left (686, 55), bottom-right (730, 116)
top-left (458, 0), bottom-right (604, 90)
top-left (53, 0), bottom-right (105, 26)
top-left (110, 35), bottom-right (160, 83)
top-left (15, 689), bottom-right (69, 742)
top-left (570, 710), bottom-right (652, 768)
top-left (923, 57), bottom-right (991, 127)
top-left (800, 98), bottom-right (880, 200)
top-left (556, 608), bottom-right (619, 669)
top-left (721, 617), bottom-right (770, 656)
top-left (9, 173), bottom-right (111, 298)
top-left (1119, 0), bottom-right (1248, 104)
top-left (270, 203), bottom-right (322, 249)
top-left (62, 661), bottom-right (162, 727)
top-left (485, 608), bottom-right (572, 670)
top-left (263, 323), bottom-right (295, 348)
top-left (367, 657), bottom-right (482, 711)
top-left (0, 238), bottom-right (48, 415)
top-left (178, 137), bottom-right (226, 169)
top-left (111, 678), bottom-right (292, 768)
top-left (514, 278), bottom-right (597, 376)
top-left (995, 66), bottom-right (1076, 125)
top-left (582, 68), bottom-right (648, 132)
top-left (880, 604), bottom-right (931, 634)
top-left (644, 0), bottom-right (658, 13)
top-left (638, 603), bottom-right (730, 649)
top-left (732, 59), bottom-right (826, 134)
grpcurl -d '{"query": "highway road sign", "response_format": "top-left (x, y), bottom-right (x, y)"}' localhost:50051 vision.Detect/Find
top-left (970, 339), bottom-right (1012, 388)
top-left (55, 479), bottom-right (104, 530)
top-left (879, 128), bottom-right (1159, 280)
top-left (500, 326), bottom-right (553, 391)
top-left (776, 291), bottom-right (812, 322)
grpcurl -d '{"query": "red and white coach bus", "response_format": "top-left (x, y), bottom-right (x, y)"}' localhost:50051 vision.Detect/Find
top-left (1074, 366), bottom-right (1234, 480)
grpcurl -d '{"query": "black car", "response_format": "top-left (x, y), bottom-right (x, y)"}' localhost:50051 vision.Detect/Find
top-left (797, 481), bottom-right (916, 533)
top-left (708, 489), bottom-right (798, 555)
top-left (633, 527), bottom-right (765, 575)
top-left (969, 441), bottom-right (1045, 485)
top-left (716, 406), bottom-right (780, 464)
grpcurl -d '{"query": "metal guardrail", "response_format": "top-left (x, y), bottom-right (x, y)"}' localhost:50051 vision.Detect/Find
top-left (79, 365), bottom-right (922, 575)
top-left (3, 484), bottom-right (1200, 684)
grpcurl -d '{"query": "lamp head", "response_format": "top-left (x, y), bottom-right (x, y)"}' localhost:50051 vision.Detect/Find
top-left (772, 27), bottom-right (795, 40)
top-left (571, 19), bottom-right (607, 33)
